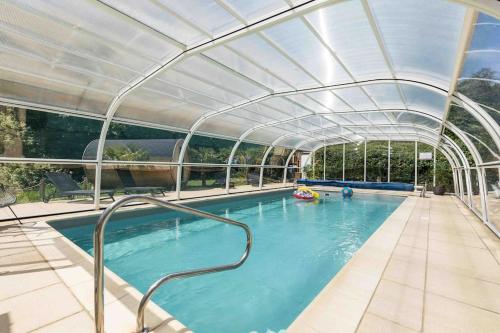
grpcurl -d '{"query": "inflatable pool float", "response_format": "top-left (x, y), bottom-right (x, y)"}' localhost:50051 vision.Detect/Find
top-left (293, 187), bottom-right (320, 200)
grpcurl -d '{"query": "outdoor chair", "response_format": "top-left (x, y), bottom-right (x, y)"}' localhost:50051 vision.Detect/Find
top-left (492, 181), bottom-right (500, 199)
top-left (247, 173), bottom-right (260, 187)
top-left (116, 169), bottom-right (167, 196)
top-left (214, 176), bottom-right (235, 188)
top-left (44, 172), bottom-right (115, 203)
top-left (0, 184), bottom-right (20, 222)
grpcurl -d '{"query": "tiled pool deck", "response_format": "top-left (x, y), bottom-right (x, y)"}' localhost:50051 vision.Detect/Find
top-left (0, 190), bottom-right (499, 333)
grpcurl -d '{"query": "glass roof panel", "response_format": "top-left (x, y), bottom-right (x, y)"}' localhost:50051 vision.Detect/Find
top-left (458, 13), bottom-right (500, 120)
top-left (280, 134), bottom-right (313, 148)
top-left (324, 114), bottom-right (354, 126)
top-left (337, 113), bottom-right (372, 125)
top-left (242, 103), bottom-right (288, 122)
top-left (0, 50), bottom-right (124, 94)
top-left (197, 113), bottom-right (263, 138)
top-left (363, 84), bottom-right (406, 109)
top-left (469, 14), bottom-right (500, 51)
top-left (154, 70), bottom-right (243, 106)
top-left (369, 0), bottom-right (466, 88)
top-left (400, 84), bottom-right (446, 119)
top-left (157, 0), bottom-right (242, 39)
top-left (141, 79), bottom-right (229, 111)
top-left (262, 18), bottom-right (352, 85)
top-left (246, 127), bottom-right (289, 143)
top-left (21, 0), bottom-right (180, 62)
top-left (98, 0), bottom-right (206, 45)
top-left (227, 34), bottom-right (317, 88)
top-left (306, 91), bottom-right (352, 112)
top-left (223, 0), bottom-right (289, 23)
top-left (284, 95), bottom-right (333, 114)
top-left (391, 112), bottom-right (441, 129)
top-left (0, 28), bottom-right (139, 84)
top-left (261, 98), bottom-right (312, 118)
top-left (203, 46), bottom-right (290, 91)
top-left (0, 69), bottom-right (113, 114)
top-left (305, 0), bottom-right (391, 80)
top-left (172, 55), bottom-right (268, 100)
top-left (333, 87), bottom-right (377, 111)
top-left (117, 90), bottom-right (210, 129)
top-left (362, 112), bottom-right (391, 124)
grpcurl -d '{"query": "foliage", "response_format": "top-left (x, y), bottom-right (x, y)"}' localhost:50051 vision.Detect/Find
top-left (103, 145), bottom-right (150, 161)
top-left (0, 106), bottom-right (29, 155)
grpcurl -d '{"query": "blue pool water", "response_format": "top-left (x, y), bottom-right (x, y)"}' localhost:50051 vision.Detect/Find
top-left (54, 191), bottom-right (404, 333)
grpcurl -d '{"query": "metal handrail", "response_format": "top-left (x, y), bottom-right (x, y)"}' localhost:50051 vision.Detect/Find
top-left (93, 195), bottom-right (252, 333)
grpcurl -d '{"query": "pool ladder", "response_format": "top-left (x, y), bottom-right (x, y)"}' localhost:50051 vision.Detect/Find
top-left (93, 195), bottom-right (253, 333)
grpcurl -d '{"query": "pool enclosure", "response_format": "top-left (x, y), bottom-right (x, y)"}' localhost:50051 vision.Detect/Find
top-left (0, 0), bottom-right (498, 234)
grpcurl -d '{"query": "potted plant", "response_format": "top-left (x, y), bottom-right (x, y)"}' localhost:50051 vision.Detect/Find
top-left (433, 185), bottom-right (446, 195)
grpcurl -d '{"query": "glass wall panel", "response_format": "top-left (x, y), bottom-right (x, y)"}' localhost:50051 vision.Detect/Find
top-left (84, 122), bottom-right (187, 163)
top-left (447, 106), bottom-right (499, 162)
top-left (230, 167), bottom-right (261, 193)
top-left (232, 142), bottom-right (268, 165)
top-left (0, 106), bottom-right (102, 160)
top-left (459, 13), bottom-right (500, 125)
top-left (325, 145), bottom-right (343, 180)
top-left (0, 163), bottom-right (96, 207)
top-left (434, 150), bottom-right (454, 193)
top-left (180, 166), bottom-right (227, 198)
top-left (313, 148), bottom-right (324, 180)
top-left (285, 167), bottom-right (299, 184)
top-left (390, 141), bottom-right (415, 183)
top-left (485, 167), bottom-right (500, 231)
top-left (188, 135), bottom-right (235, 164)
top-left (366, 141), bottom-right (388, 182)
top-left (461, 169), bottom-right (468, 200)
top-left (417, 143), bottom-right (434, 190)
top-left (262, 168), bottom-right (284, 188)
top-left (344, 142), bottom-right (364, 181)
top-left (96, 163), bottom-right (177, 196)
top-left (470, 168), bottom-right (483, 215)
top-left (265, 147), bottom-right (292, 166)
top-left (444, 128), bottom-right (475, 166)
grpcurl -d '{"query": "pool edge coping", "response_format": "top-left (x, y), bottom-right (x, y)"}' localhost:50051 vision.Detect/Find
top-left (287, 193), bottom-right (418, 332)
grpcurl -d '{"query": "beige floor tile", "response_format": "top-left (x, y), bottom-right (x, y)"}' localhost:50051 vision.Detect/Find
top-left (0, 261), bottom-right (60, 301)
top-left (383, 257), bottom-right (426, 290)
top-left (30, 311), bottom-right (94, 333)
top-left (428, 231), bottom-right (485, 249)
top-left (426, 266), bottom-right (500, 313)
top-left (292, 297), bottom-right (361, 333)
top-left (391, 244), bottom-right (426, 265)
top-left (398, 234), bottom-right (428, 250)
top-left (0, 249), bottom-right (44, 267)
top-left (0, 283), bottom-right (82, 333)
top-left (367, 279), bottom-right (424, 331)
top-left (423, 293), bottom-right (500, 333)
top-left (427, 246), bottom-right (500, 283)
top-left (357, 313), bottom-right (418, 333)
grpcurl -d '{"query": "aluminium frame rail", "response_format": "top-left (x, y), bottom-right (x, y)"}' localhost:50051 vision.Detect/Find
top-left (93, 195), bottom-right (253, 333)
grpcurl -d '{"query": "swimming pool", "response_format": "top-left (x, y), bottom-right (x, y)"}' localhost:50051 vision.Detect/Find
top-left (53, 190), bottom-right (404, 333)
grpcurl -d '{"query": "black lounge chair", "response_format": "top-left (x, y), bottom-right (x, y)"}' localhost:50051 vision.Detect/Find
top-left (44, 172), bottom-right (115, 203)
top-left (0, 184), bottom-right (20, 222)
top-left (214, 177), bottom-right (235, 188)
top-left (116, 169), bottom-right (167, 196)
top-left (247, 173), bottom-right (260, 187)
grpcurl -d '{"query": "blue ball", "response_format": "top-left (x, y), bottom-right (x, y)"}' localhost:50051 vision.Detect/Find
top-left (342, 187), bottom-right (353, 198)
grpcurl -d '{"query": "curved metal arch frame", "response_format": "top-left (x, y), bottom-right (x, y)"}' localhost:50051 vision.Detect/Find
top-left (306, 134), bottom-right (463, 194)
top-left (304, 136), bottom-right (459, 185)
top-left (89, 0), bottom-right (500, 208)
